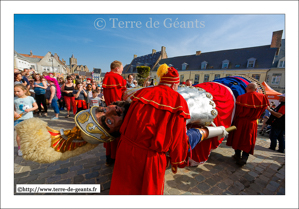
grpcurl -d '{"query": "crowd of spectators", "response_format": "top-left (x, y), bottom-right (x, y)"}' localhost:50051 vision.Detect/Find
top-left (14, 68), bottom-right (109, 120)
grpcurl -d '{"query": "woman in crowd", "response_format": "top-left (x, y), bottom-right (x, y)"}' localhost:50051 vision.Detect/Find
top-left (58, 77), bottom-right (65, 110)
top-left (45, 77), bottom-right (60, 120)
top-left (33, 74), bottom-right (48, 117)
top-left (61, 75), bottom-right (76, 118)
top-left (14, 72), bottom-right (26, 86)
top-left (73, 81), bottom-right (88, 113)
top-left (96, 86), bottom-right (105, 106)
top-left (28, 80), bottom-right (35, 98)
top-left (91, 80), bottom-right (97, 91)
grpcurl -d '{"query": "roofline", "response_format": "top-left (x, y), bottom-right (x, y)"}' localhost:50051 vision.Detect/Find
top-left (162, 44), bottom-right (273, 60)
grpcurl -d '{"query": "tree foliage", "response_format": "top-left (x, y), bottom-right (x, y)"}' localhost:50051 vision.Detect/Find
top-left (136, 66), bottom-right (150, 86)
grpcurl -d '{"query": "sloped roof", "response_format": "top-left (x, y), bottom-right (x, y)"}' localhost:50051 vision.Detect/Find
top-left (15, 51), bottom-right (41, 63)
top-left (20, 53), bottom-right (44, 59)
top-left (153, 45), bottom-right (277, 71)
top-left (124, 51), bottom-right (161, 73)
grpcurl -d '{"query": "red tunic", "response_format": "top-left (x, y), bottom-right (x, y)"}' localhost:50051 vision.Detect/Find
top-left (191, 82), bottom-right (235, 164)
top-left (102, 72), bottom-right (127, 159)
top-left (109, 85), bottom-right (190, 195)
top-left (226, 91), bottom-right (269, 154)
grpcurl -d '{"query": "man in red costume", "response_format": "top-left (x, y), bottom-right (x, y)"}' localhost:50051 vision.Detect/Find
top-left (102, 60), bottom-right (127, 166)
top-left (109, 64), bottom-right (192, 195)
top-left (226, 82), bottom-right (269, 166)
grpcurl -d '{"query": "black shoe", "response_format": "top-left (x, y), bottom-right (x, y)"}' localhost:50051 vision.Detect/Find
top-left (268, 147), bottom-right (276, 151)
top-left (232, 154), bottom-right (240, 161)
top-left (277, 150), bottom-right (285, 153)
top-left (236, 158), bottom-right (247, 166)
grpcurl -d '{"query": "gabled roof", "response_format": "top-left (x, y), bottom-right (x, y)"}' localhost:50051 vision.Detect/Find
top-left (15, 51), bottom-right (41, 63)
top-left (124, 51), bottom-right (161, 73)
top-left (20, 53), bottom-right (44, 59)
top-left (153, 45), bottom-right (277, 71)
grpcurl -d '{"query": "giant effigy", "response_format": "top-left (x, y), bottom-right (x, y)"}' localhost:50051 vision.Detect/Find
top-left (15, 74), bottom-right (265, 165)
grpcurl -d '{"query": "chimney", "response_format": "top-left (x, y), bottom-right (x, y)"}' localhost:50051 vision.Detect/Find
top-left (270, 30), bottom-right (283, 48)
top-left (152, 49), bottom-right (156, 55)
top-left (161, 46), bottom-right (167, 59)
top-left (62, 58), bottom-right (66, 64)
top-left (30, 50), bottom-right (33, 56)
top-left (196, 51), bottom-right (201, 56)
top-left (54, 53), bottom-right (59, 60)
top-left (134, 54), bottom-right (138, 59)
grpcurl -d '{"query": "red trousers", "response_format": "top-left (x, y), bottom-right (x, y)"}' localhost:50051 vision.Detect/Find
top-left (64, 96), bottom-right (76, 115)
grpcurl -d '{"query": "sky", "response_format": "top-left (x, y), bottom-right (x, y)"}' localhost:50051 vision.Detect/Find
top-left (14, 14), bottom-right (285, 73)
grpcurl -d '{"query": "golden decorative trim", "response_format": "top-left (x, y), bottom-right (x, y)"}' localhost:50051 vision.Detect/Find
top-left (103, 84), bottom-right (126, 88)
top-left (46, 126), bottom-right (60, 133)
top-left (77, 111), bottom-right (90, 124)
top-left (90, 106), bottom-right (112, 136)
top-left (49, 126), bottom-right (87, 153)
top-left (171, 160), bottom-right (185, 165)
top-left (74, 110), bottom-right (113, 143)
top-left (236, 101), bottom-right (268, 108)
top-left (132, 95), bottom-right (190, 116)
top-left (161, 77), bottom-right (179, 79)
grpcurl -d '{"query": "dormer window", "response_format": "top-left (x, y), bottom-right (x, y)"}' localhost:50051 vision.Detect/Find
top-left (247, 57), bottom-right (256, 68)
top-left (201, 61), bottom-right (208, 69)
top-left (182, 63), bottom-right (188, 70)
top-left (222, 60), bottom-right (229, 69)
top-left (278, 57), bottom-right (285, 68)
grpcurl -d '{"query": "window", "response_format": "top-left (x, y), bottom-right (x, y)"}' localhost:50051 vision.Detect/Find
top-left (201, 61), bottom-right (207, 69)
top-left (266, 75), bottom-right (270, 83)
top-left (235, 64), bottom-right (240, 68)
top-left (180, 75), bottom-right (184, 83)
top-left (278, 60), bottom-right (285, 68)
top-left (214, 74), bottom-right (220, 79)
top-left (204, 74), bottom-right (209, 82)
top-left (194, 74), bottom-right (199, 84)
top-left (226, 74), bottom-right (232, 77)
top-left (271, 73), bottom-right (282, 85)
top-left (252, 74), bottom-right (260, 81)
top-left (182, 63), bottom-right (188, 71)
top-left (247, 58), bottom-right (256, 68)
top-left (222, 60), bottom-right (229, 69)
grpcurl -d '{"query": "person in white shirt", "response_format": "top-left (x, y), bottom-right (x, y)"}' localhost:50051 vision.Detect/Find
top-left (88, 90), bottom-right (102, 108)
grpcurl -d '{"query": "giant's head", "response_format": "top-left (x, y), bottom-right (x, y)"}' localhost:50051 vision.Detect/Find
top-left (75, 101), bottom-right (130, 144)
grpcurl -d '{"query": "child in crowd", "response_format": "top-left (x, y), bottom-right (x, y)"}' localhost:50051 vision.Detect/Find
top-left (88, 90), bottom-right (102, 108)
top-left (14, 84), bottom-right (38, 156)
top-left (73, 81), bottom-right (88, 113)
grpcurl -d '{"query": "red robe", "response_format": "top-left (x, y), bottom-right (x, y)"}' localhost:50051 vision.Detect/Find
top-left (102, 72), bottom-right (127, 159)
top-left (226, 91), bottom-right (269, 154)
top-left (191, 82), bottom-right (235, 164)
top-left (109, 85), bottom-right (190, 195)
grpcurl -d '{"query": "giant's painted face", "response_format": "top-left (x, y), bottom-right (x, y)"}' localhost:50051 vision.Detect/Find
top-left (95, 105), bottom-right (126, 135)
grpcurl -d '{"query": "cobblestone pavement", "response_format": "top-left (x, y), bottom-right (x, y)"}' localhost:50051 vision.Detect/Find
top-left (14, 109), bottom-right (285, 195)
